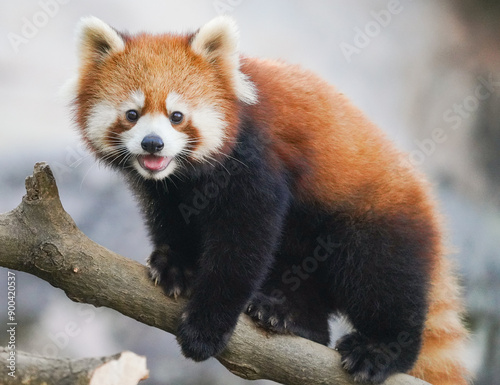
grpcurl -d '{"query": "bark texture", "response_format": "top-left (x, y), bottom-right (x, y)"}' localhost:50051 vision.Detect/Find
top-left (0, 348), bottom-right (149, 385)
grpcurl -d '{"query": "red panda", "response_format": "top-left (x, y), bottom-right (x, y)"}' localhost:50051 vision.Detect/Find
top-left (69, 15), bottom-right (470, 384)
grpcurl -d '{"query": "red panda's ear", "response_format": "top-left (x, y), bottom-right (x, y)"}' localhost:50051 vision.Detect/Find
top-left (190, 16), bottom-right (238, 64)
top-left (191, 16), bottom-right (258, 105)
top-left (76, 16), bottom-right (125, 64)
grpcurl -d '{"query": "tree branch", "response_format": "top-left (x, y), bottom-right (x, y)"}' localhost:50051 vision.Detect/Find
top-left (0, 348), bottom-right (149, 385)
top-left (0, 163), bottom-right (429, 385)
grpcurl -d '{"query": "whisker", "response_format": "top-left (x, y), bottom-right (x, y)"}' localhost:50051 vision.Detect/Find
top-left (68, 152), bottom-right (93, 168)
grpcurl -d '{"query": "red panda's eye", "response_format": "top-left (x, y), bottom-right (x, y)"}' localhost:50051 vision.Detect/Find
top-left (170, 111), bottom-right (184, 124)
top-left (126, 110), bottom-right (139, 122)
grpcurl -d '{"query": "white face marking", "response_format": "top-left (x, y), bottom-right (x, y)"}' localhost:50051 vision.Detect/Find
top-left (166, 92), bottom-right (228, 161)
top-left (122, 113), bottom-right (189, 180)
top-left (85, 90), bottom-right (145, 153)
top-left (190, 104), bottom-right (227, 160)
top-left (123, 113), bottom-right (188, 155)
top-left (118, 89), bottom-right (145, 121)
top-left (166, 92), bottom-right (190, 115)
top-left (86, 101), bottom-right (118, 152)
top-left (85, 89), bottom-right (228, 180)
top-left (122, 89), bottom-right (145, 112)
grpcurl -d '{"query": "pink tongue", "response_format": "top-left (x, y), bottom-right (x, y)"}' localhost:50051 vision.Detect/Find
top-left (142, 155), bottom-right (170, 171)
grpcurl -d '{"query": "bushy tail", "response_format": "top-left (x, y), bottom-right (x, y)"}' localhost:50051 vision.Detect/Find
top-left (410, 257), bottom-right (471, 384)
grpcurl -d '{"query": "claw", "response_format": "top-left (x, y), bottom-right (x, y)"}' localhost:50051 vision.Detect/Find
top-left (168, 285), bottom-right (182, 300)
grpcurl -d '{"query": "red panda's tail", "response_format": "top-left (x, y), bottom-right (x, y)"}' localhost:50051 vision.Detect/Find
top-left (410, 257), bottom-right (471, 385)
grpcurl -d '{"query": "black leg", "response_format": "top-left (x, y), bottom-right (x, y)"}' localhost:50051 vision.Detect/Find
top-left (175, 132), bottom-right (292, 361)
top-left (246, 266), bottom-right (331, 346)
top-left (324, 211), bottom-right (432, 384)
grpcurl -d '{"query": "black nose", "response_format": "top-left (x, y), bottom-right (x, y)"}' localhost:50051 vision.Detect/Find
top-left (141, 134), bottom-right (164, 153)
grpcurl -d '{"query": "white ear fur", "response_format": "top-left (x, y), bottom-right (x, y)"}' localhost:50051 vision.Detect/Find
top-left (190, 15), bottom-right (238, 62)
top-left (58, 76), bottom-right (78, 104)
top-left (191, 16), bottom-right (258, 105)
top-left (76, 16), bottom-right (125, 63)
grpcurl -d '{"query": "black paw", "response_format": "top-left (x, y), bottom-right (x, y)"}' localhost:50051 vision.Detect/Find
top-left (146, 246), bottom-right (194, 298)
top-left (245, 292), bottom-right (293, 334)
top-left (335, 332), bottom-right (398, 384)
top-left (176, 311), bottom-right (232, 361)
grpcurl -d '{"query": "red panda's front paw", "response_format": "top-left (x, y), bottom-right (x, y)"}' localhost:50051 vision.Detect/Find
top-left (176, 311), bottom-right (232, 361)
top-left (335, 332), bottom-right (400, 384)
top-left (245, 292), bottom-right (293, 335)
top-left (146, 246), bottom-right (194, 299)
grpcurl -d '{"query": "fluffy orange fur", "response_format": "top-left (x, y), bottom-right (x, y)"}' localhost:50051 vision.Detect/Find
top-left (241, 57), bottom-right (470, 384)
top-left (75, 32), bottom-right (240, 158)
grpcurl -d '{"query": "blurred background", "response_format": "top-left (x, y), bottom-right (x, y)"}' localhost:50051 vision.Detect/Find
top-left (0, 1), bottom-right (499, 384)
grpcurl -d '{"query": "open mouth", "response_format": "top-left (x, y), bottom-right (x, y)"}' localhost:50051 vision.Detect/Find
top-left (137, 155), bottom-right (173, 173)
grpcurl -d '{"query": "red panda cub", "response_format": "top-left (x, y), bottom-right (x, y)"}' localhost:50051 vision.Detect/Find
top-left (70, 16), bottom-right (470, 384)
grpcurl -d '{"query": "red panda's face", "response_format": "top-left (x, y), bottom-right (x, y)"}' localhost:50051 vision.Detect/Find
top-left (69, 16), bottom-right (257, 180)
